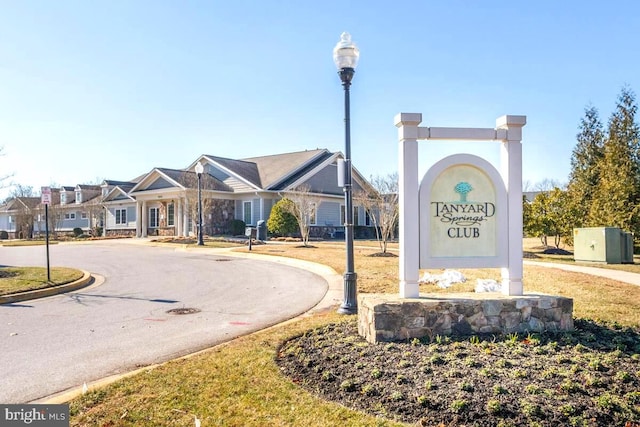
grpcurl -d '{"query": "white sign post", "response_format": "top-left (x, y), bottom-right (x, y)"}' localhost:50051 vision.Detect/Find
top-left (395, 113), bottom-right (526, 298)
top-left (41, 187), bottom-right (52, 282)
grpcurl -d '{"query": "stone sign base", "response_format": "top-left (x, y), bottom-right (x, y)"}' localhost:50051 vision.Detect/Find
top-left (358, 293), bottom-right (573, 344)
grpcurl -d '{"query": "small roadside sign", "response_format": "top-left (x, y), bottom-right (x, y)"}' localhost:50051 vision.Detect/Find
top-left (41, 187), bottom-right (52, 205)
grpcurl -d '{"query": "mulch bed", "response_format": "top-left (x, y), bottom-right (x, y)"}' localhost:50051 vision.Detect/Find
top-left (277, 318), bottom-right (640, 426)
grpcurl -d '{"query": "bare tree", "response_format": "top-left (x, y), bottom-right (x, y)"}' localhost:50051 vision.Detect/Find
top-left (0, 147), bottom-right (13, 191)
top-left (44, 186), bottom-right (63, 239)
top-left (181, 171), bottom-right (217, 236)
top-left (9, 184), bottom-right (35, 198)
top-left (83, 196), bottom-right (105, 236)
top-left (533, 178), bottom-right (565, 191)
top-left (284, 184), bottom-right (321, 247)
top-left (355, 173), bottom-right (399, 254)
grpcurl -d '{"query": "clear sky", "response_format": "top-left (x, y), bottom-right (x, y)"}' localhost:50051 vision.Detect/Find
top-left (1, 1), bottom-right (639, 200)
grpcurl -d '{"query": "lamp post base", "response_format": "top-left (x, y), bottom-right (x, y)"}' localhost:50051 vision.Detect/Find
top-left (337, 272), bottom-right (358, 315)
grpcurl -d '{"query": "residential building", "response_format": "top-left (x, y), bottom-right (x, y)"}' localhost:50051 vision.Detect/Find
top-left (1, 148), bottom-right (377, 240)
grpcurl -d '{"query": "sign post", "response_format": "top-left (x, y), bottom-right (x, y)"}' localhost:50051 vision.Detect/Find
top-left (395, 113), bottom-right (526, 298)
top-left (41, 187), bottom-right (52, 282)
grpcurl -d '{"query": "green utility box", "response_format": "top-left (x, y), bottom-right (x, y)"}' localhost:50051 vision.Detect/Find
top-left (573, 227), bottom-right (634, 264)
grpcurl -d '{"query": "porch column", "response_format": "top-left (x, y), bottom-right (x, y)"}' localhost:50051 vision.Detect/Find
top-left (176, 198), bottom-right (183, 237)
top-left (141, 201), bottom-right (148, 237)
top-left (136, 202), bottom-right (141, 237)
top-left (183, 198), bottom-right (190, 237)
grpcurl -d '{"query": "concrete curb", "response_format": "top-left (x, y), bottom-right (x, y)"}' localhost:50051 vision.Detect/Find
top-left (0, 270), bottom-right (93, 305)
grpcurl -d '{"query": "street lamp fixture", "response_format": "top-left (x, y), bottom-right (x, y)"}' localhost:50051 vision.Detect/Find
top-left (195, 161), bottom-right (205, 246)
top-left (334, 32), bottom-right (359, 315)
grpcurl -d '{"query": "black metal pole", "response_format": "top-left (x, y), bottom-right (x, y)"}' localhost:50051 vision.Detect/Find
top-left (197, 172), bottom-right (204, 246)
top-left (45, 203), bottom-right (51, 282)
top-left (338, 67), bottom-right (358, 315)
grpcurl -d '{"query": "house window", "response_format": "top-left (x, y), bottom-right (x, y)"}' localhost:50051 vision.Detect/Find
top-left (353, 206), bottom-right (359, 226)
top-left (243, 201), bottom-right (252, 225)
top-left (309, 203), bottom-right (317, 225)
top-left (60, 193), bottom-right (67, 204)
top-left (115, 208), bottom-right (127, 225)
top-left (149, 207), bottom-right (159, 228)
top-left (167, 203), bottom-right (175, 226)
top-left (81, 212), bottom-right (88, 220)
top-left (340, 205), bottom-right (345, 225)
top-left (64, 212), bottom-right (76, 220)
top-left (75, 191), bottom-right (82, 204)
top-left (102, 188), bottom-right (109, 197)
top-left (8, 215), bottom-right (12, 223)
top-left (365, 211), bottom-right (371, 226)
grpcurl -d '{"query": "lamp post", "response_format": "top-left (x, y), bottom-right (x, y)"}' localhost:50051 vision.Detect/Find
top-left (195, 161), bottom-right (204, 246)
top-left (334, 32), bottom-right (359, 315)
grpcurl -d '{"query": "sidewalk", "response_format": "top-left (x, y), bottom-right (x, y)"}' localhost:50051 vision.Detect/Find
top-left (524, 260), bottom-right (640, 287)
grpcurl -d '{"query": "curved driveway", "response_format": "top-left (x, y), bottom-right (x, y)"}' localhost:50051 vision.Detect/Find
top-left (0, 241), bottom-right (329, 403)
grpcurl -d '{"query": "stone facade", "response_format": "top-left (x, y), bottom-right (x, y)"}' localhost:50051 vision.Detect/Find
top-left (106, 229), bottom-right (137, 237)
top-left (358, 293), bottom-right (574, 344)
top-left (206, 199), bottom-right (235, 235)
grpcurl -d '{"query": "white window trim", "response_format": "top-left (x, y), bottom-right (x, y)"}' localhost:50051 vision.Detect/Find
top-left (65, 212), bottom-right (76, 220)
top-left (309, 203), bottom-right (317, 225)
top-left (167, 203), bottom-right (175, 226)
top-left (149, 207), bottom-right (159, 228)
top-left (115, 208), bottom-right (127, 225)
top-left (243, 201), bottom-right (252, 225)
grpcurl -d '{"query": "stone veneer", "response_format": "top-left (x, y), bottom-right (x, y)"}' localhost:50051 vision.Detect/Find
top-left (358, 293), bottom-right (574, 344)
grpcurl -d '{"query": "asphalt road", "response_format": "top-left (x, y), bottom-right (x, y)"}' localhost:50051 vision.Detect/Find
top-left (0, 241), bottom-right (328, 403)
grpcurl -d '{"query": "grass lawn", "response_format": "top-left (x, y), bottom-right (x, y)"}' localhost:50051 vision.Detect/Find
top-left (0, 240), bottom-right (59, 247)
top-left (66, 240), bottom-right (640, 426)
top-left (0, 267), bottom-right (84, 296)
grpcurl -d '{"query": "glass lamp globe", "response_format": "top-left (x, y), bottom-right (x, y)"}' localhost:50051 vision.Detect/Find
top-left (333, 32), bottom-right (359, 70)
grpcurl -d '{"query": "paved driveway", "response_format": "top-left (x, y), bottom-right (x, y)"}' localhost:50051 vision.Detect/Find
top-left (0, 241), bottom-right (328, 403)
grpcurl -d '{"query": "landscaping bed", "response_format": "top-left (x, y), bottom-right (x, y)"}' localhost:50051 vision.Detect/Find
top-left (277, 318), bottom-right (640, 426)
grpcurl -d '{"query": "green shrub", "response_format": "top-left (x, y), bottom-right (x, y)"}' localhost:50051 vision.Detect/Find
top-left (230, 219), bottom-right (246, 236)
top-left (73, 227), bottom-right (83, 237)
top-left (267, 198), bottom-right (298, 236)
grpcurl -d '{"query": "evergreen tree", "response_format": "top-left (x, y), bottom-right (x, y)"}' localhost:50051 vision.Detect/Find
top-left (266, 198), bottom-right (298, 237)
top-left (589, 87), bottom-right (640, 236)
top-left (566, 105), bottom-right (604, 228)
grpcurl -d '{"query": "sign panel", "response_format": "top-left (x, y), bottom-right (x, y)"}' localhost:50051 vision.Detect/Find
top-left (41, 187), bottom-right (52, 205)
top-left (429, 164), bottom-right (497, 257)
top-left (419, 154), bottom-right (507, 269)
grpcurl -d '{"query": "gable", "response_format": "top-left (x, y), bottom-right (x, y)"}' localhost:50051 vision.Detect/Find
top-left (112, 192), bottom-right (131, 201)
top-left (300, 163), bottom-right (343, 195)
top-left (244, 149), bottom-right (331, 189)
top-left (147, 177), bottom-right (174, 190)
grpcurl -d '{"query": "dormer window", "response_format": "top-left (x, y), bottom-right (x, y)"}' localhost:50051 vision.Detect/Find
top-left (75, 191), bottom-right (82, 204)
top-left (60, 193), bottom-right (67, 204)
top-left (102, 188), bottom-right (109, 197)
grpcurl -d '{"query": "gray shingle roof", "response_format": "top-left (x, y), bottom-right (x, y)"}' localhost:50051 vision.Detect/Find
top-left (241, 149), bottom-right (330, 189)
top-left (203, 156), bottom-right (262, 187)
top-left (158, 168), bottom-right (233, 192)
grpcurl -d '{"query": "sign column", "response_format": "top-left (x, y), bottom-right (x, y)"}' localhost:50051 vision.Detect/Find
top-left (497, 115), bottom-right (526, 296)
top-left (395, 113), bottom-right (422, 298)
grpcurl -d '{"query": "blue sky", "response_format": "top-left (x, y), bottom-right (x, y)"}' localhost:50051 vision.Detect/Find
top-left (1, 1), bottom-right (639, 200)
